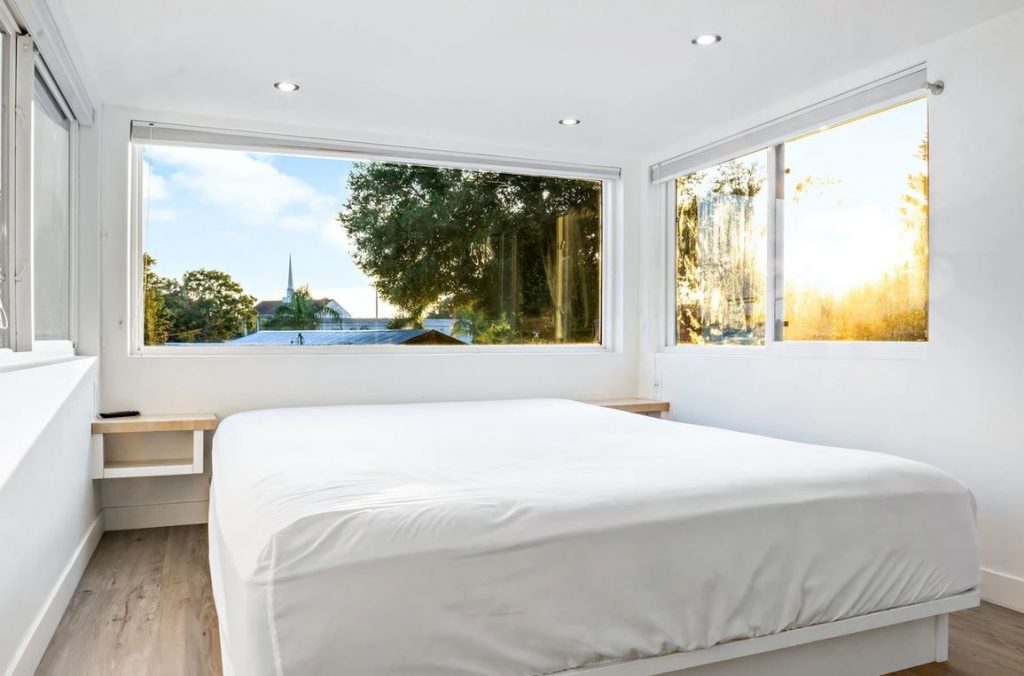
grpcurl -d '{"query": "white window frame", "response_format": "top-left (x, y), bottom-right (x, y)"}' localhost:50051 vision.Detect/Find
top-left (129, 122), bottom-right (621, 356)
top-left (655, 66), bottom-right (932, 360)
top-left (0, 17), bottom-right (15, 352)
top-left (0, 25), bottom-right (79, 357)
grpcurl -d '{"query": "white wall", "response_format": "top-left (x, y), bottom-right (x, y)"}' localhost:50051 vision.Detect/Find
top-left (638, 10), bottom-right (1024, 612)
top-left (89, 106), bottom-right (640, 527)
top-left (0, 357), bottom-right (100, 675)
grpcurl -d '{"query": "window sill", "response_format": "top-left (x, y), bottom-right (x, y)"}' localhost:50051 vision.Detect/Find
top-left (0, 342), bottom-right (78, 373)
top-left (657, 341), bottom-right (928, 361)
top-left (134, 343), bottom-right (615, 357)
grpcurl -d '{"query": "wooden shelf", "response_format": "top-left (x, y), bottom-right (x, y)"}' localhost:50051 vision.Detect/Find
top-left (91, 413), bottom-right (217, 479)
top-left (102, 459), bottom-right (196, 479)
top-left (586, 398), bottom-right (670, 415)
top-left (91, 413), bottom-right (218, 435)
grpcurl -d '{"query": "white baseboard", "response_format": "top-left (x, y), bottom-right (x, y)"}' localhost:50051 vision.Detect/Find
top-left (981, 567), bottom-right (1024, 613)
top-left (6, 513), bottom-right (103, 676)
top-left (103, 500), bottom-right (209, 530)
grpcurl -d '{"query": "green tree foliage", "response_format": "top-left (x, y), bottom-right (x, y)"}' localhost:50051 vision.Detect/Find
top-left (143, 254), bottom-right (173, 345)
top-left (264, 285), bottom-right (339, 330)
top-left (451, 307), bottom-right (514, 344)
top-left (143, 259), bottom-right (256, 344)
top-left (387, 314), bottom-right (424, 330)
top-left (338, 163), bottom-right (601, 343)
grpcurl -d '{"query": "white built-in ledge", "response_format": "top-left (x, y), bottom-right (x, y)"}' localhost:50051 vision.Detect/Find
top-left (90, 413), bottom-right (218, 479)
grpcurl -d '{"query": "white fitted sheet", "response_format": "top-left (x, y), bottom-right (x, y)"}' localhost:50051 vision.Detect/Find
top-left (208, 399), bottom-right (979, 676)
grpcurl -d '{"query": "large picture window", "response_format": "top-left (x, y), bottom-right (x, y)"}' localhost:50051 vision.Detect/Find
top-left (135, 132), bottom-right (606, 348)
top-left (673, 95), bottom-right (928, 346)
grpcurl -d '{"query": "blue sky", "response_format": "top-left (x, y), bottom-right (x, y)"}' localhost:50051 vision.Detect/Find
top-left (784, 97), bottom-right (927, 294)
top-left (143, 146), bottom-right (398, 317)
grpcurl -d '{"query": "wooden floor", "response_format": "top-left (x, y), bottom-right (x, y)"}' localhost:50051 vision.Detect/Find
top-left (37, 526), bottom-right (220, 676)
top-left (36, 525), bottom-right (1024, 676)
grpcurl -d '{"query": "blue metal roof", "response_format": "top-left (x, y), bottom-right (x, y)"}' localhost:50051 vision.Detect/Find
top-left (228, 329), bottom-right (464, 346)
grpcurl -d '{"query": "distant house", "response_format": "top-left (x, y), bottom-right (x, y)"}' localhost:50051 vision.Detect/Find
top-left (254, 256), bottom-right (352, 330)
top-left (229, 329), bottom-right (465, 346)
top-left (327, 317), bottom-right (462, 337)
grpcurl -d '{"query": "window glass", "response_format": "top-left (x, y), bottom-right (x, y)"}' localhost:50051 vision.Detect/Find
top-left (31, 73), bottom-right (71, 342)
top-left (675, 149), bottom-right (768, 345)
top-left (140, 145), bottom-right (603, 346)
top-left (781, 98), bottom-right (928, 341)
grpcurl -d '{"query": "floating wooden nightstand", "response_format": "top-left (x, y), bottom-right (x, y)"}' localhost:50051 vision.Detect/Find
top-left (586, 398), bottom-right (670, 417)
top-left (90, 414), bottom-right (218, 479)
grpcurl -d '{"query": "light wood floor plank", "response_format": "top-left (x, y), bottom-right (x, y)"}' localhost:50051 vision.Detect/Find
top-left (36, 526), bottom-right (220, 676)
top-left (36, 525), bottom-right (1024, 675)
top-left (149, 525), bottom-right (220, 676)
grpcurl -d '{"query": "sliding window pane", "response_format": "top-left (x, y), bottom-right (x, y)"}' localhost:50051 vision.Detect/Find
top-left (32, 74), bottom-right (71, 341)
top-left (675, 150), bottom-right (768, 345)
top-left (782, 98), bottom-right (928, 341)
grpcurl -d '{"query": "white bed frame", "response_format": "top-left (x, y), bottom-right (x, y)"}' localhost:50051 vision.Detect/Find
top-left (218, 589), bottom-right (979, 676)
top-left (564, 590), bottom-right (979, 676)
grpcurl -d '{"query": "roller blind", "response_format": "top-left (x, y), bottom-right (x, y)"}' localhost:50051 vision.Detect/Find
top-left (130, 121), bottom-right (621, 181)
top-left (32, 71), bottom-right (72, 341)
top-left (650, 66), bottom-right (929, 184)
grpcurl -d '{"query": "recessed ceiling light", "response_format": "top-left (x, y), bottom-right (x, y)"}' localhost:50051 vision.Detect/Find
top-left (691, 34), bottom-right (722, 46)
top-left (558, 118), bottom-right (581, 126)
top-left (273, 81), bottom-right (300, 92)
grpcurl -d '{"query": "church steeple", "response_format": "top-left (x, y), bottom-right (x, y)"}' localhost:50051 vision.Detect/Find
top-left (285, 255), bottom-right (295, 301)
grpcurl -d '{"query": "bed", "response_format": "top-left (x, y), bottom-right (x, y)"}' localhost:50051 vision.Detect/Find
top-left (208, 398), bottom-right (979, 676)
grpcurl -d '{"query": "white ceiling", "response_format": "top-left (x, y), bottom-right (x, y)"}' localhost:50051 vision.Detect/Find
top-left (51, 0), bottom-right (1024, 159)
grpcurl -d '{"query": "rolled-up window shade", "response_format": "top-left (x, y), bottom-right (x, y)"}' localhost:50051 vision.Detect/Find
top-left (650, 65), bottom-right (929, 184)
top-left (130, 121), bottom-right (621, 181)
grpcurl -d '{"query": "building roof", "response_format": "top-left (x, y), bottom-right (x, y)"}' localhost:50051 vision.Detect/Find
top-left (229, 329), bottom-right (465, 346)
top-left (254, 300), bottom-right (283, 315)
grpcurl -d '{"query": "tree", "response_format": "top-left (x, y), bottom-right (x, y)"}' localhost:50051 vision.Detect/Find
top-left (900, 135), bottom-right (929, 290)
top-left (264, 285), bottom-right (339, 330)
top-left (143, 254), bottom-right (173, 345)
top-left (451, 307), bottom-right (514, 344)
top-left (142, 259), bottom-right (256, 344)
top-left (338, 163), bottom-right (601, 343)
top-left (164, 269), bottom-right (257, 342)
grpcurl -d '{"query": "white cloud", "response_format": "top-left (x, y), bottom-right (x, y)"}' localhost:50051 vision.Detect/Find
top-left (148, 145), bottom-right (339, 227)
top-left (276, 213), bottom-right (324, 231)
top-left (786, 205), bottom-right (914, 295)
top-left (148, 145), bottom-right (361, 261)
top-left (146, 207), bottom-right (179, 224)
top-left (320, 222), bottom-right (358, 256)
top-left (317, 285), bottom-right (399, 319)
top-left (142, 160), bottom-right (169, 201)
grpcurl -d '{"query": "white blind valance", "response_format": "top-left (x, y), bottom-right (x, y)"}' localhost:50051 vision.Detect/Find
top-left (650, 65), bottom-right (929, 184)
top-left (130, 121), bottom-right (621, 181)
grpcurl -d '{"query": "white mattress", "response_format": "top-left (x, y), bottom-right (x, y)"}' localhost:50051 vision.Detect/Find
top-left (208, 399), bottom-right (979, 676)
